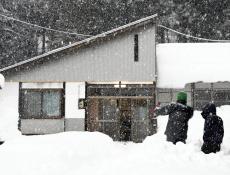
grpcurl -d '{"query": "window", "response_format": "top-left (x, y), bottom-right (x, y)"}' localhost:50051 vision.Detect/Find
top-left (134, 34), bottom-right (139, 62)
top-left (20, 89), bottom-right (64, 119)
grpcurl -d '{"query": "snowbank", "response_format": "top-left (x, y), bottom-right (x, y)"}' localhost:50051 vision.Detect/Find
top-left (0, 73), bottom-right (4, 89)
top-left (157, 43), bottom-right (230, 88)
top-left (0, 106), bottom-right (229, 175)
top-left (0, 83), bottom-right (20, 140)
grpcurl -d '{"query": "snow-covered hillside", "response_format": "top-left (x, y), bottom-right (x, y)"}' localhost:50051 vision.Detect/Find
top-left (0, 106), bottom-right (229, 175)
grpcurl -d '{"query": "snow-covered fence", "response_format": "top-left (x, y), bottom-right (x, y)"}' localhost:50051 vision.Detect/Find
top-left (156, 84), bottom-right (192, 107)
top-left (192, 82), bottom-right (230, 109)
top-left (157, 82), bottom-right (230, 110)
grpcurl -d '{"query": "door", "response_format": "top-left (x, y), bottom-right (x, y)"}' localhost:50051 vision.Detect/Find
top-left (101, 99), bottom-right (120, 140)
top-left (86, 84), bottom-right (156, 142)
top-left (131, 99), bottom-right (154, 143)
top-left (87, 98), bottom-right (156, 142)
top-left (87, 98), bottom-right (120, 141)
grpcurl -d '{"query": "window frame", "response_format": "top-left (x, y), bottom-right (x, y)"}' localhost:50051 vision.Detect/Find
top-left (20, 88), bottom-right (64, 119)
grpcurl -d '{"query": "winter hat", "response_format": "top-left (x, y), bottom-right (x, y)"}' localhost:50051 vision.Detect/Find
top-left (201, 103), bottom-right (216, 118)
top-left (176, 92), bottom-right (187, 103)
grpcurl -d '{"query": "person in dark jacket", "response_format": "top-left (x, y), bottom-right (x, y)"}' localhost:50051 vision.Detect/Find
top-left (120, 111), bottom-right (131, 141)
top-left (154, 92), bottom-right (193, 144)
top-left (201, 103), bottom-right (224, 154)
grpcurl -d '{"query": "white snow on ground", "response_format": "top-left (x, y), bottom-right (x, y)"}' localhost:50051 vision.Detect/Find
top-left (0, 106), bottom-right (230, 175)
top-left (157, 43), bottom-right (230, 88)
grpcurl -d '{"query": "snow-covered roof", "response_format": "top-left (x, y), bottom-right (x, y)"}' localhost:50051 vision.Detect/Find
top-left (157, 43), bottom-right (230, 88)
top-left (0, 14), bottom-right (157, 73)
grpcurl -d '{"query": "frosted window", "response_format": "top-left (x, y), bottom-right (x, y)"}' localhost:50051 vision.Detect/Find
top-left (23, 91), bottom-right (42, 117)
top-left (43, 91), bottom-right (61, 117)
top-left (103, 99), bottom-right (117, 120)
top-left (21, 89), bottom-right (63, 119)
top-left (137, 107), bottom-right (148, 119)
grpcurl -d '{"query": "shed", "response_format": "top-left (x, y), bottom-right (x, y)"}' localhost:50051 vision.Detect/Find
top-left (0, 14), bottom-right (158, 142)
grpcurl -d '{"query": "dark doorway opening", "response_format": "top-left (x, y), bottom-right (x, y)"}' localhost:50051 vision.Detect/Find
top-left (119, 99), bottom-right (132, 141)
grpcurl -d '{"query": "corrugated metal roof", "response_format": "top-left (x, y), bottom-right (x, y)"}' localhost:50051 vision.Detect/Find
top-left (0, 14), bottom-right (157, 72)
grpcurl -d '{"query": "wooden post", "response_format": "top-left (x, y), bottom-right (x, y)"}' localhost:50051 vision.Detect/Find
top-left (191, 83), bottom-right (195, 108)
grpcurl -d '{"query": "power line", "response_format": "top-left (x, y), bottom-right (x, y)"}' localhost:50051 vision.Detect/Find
top-left (1, 12), bottom-right (228, 42)
top-left (158, 25), bottom-right (230, 42)
top-left (0, 13), bottom-right (92, 37)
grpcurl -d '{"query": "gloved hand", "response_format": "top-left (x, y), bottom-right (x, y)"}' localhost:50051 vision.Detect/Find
top-left (149, 102), bottom-right (161, 118)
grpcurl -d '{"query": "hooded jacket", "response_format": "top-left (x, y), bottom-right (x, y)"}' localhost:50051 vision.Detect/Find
top-left (155, 102), bottom-right (193, 143)
top-left (201, 103), bottom-right (224, 145)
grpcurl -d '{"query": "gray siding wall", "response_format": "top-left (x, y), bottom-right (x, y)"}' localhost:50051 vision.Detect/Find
top-left (21, 118), bottom-right (85, 134)
top-left (21, 119), bottom-right (65, 135)
top-left (65, 118), bottom-right (85, 131)
top-left (5, 25), bottom-right (156, 82)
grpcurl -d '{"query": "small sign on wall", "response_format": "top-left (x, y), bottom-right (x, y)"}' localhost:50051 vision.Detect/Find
top-left (78, 99), bottom-right (87, 109)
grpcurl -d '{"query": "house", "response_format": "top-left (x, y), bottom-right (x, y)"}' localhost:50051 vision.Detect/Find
top-left (0, 14), bottom-right (158, 143)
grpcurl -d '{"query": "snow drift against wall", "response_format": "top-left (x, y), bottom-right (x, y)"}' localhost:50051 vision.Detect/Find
top-left (0, 83), bottom-right (20, 140)
top-left (0, 74), bottom-right (4, 89)
top-left (157, 43), bottom-right (230, 88)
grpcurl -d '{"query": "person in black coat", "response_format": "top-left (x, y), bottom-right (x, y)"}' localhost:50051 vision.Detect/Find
top-left (201, 103), bottom-right (224, 154)
top-left (154, 92), bottom-right (193, 144)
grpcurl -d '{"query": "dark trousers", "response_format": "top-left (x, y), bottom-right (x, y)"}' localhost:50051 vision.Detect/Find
top-left (166, 137), bottom-right (186, 145)
top-left (201, 143), bottom-right (220, 154)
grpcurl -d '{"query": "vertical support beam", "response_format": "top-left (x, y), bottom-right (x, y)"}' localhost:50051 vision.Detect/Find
top-left (153, 81), bottom-right (156, 106)
top-left (211, 83), bottom-right (214, 102)
top-left (154, 23), bottom-right (158, 86)
top-left (152, 81), bottom-right (157, 134)
top-left (170, 89), bottom-right (173, 102)
top-left (191, 83), bottom-right (195, 108)
top-left (119, 81), bottom-right (122, 96)
top-left (85, 82), bottom-right (88, 131)
top-left (18, 82), bottom-right (22, 131)
top-left (63, 82), bottom-right (66, 132)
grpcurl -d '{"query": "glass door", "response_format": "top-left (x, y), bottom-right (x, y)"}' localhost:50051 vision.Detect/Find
top-left (131, 99), bottom-right (154, 143)
top-left (87, 98), bottom-right (120, 141)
